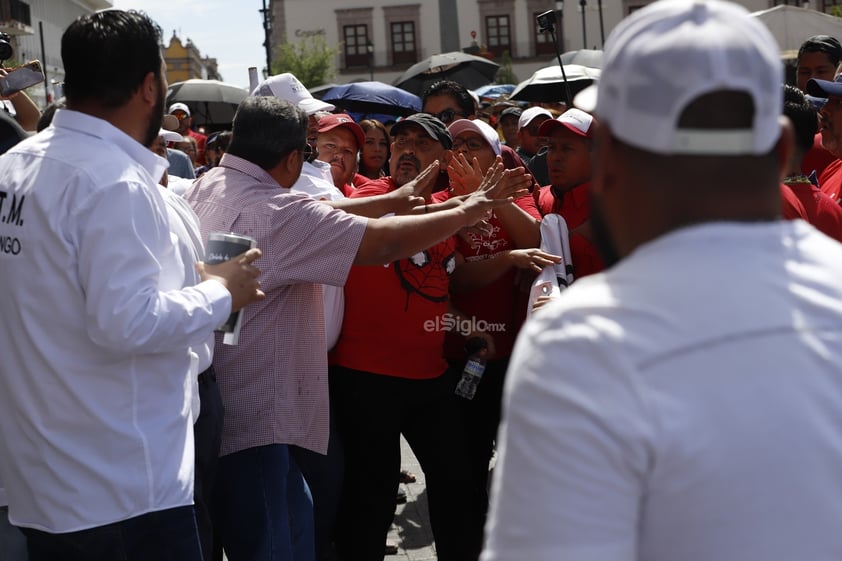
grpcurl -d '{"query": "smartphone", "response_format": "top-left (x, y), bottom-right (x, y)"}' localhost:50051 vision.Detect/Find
top-left (0, 60), bottom-right (45, 97)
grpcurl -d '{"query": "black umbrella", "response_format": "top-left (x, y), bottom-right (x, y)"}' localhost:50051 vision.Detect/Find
top-left (510, 64), bottom-right (601, 103)
top-left (166, 79), bottom-right (248, 127)
top-left (393, 51), bottom-right (500, 96)
top-left (323, 81), bottom-right (421, 117)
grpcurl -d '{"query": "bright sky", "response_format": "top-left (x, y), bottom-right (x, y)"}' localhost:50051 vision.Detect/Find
top-left (111, 0), bottom-right (268, 89)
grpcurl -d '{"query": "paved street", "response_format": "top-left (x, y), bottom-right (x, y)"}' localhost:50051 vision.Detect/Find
top-left (386, 436), bottom-right (436, 560)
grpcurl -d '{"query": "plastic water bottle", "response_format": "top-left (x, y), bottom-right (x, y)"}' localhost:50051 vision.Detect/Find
top-left (455, 337), bottom-right (488, 400)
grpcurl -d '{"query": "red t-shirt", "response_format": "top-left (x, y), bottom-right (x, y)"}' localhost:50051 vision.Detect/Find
top-left (786, 181), bottom-right (842, 242)
top-left (780, 184), bottom-right (808, 221)
top-left (818, 159), bottom-right (842, 204)
top-left (535, 182), bottom-right (605, 279)
top-left (535, 183), bottom-right (591, 229)
top-left (801, 133), bottom-right (836, 178)
top-left (188, 129), bottom-right (208, 166)
top-left (330, 177), bottom-right (457, 378)
top-left (432, 190), bottom-right (542, 360)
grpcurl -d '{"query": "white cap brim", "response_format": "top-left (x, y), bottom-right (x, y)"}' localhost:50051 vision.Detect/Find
top-left (159, 129), bottom-right (184, 143)
top-left (299, 98), bottom-right (335, 116)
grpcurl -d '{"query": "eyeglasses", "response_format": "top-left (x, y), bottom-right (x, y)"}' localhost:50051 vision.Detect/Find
top-left (452, 138), bottom-right (488, 152)
top-left (427, 108), bottom-right (467, 125)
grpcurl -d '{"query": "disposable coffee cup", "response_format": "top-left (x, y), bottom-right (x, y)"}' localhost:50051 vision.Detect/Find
top-left (205, 232), bottom-right (256, 344)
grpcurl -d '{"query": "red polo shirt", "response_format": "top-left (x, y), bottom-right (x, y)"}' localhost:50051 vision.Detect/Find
top-left (331, 177), bottom-right (456, 379)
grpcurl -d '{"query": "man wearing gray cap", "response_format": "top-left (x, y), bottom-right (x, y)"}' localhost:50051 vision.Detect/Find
top-left (484, 2), bottom-right (842, 561)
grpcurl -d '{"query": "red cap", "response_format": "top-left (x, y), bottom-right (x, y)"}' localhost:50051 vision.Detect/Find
top-left (318, 114), bottom-right (365, 149)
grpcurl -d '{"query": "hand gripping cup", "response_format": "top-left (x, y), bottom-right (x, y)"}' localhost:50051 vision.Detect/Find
top-left (205, 232), bottom-right (256, 345)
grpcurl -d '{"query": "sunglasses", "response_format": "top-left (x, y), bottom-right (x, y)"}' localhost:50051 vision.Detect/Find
top-left (172, 111), bottom-right (189, 121)
top-left (301, 143), bottom-right (314, 162)
top-left (427, 108), bottom-right (468, 125)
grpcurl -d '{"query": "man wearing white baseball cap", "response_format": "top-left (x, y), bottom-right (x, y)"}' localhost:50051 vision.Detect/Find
top-left (169, 101), bottom-right (207, 165)
top-left (484, 2), bottom-right (842, 561)
top-left (515, 106), bottom-right (552, 186)
top-left (533, 107), bottom-right (605, 279)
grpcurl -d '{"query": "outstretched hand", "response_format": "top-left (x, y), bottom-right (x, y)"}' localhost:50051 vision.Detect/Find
top-left (404, 161), bottom-right (441, 199)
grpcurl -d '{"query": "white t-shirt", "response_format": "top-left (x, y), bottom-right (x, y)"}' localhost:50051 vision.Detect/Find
top-left (292, 159), bottom-right (346, 349)
top-left (483, 221), bottom-right (842, 561)
top-left (0, 109), bottom-right (231, 532)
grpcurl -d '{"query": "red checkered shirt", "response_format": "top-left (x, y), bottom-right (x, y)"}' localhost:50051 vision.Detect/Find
top-left (186, 154), bottom-right (368, 455)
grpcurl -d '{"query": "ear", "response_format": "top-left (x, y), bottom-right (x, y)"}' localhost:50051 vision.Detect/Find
top-left (774, 116), bottom-right (795, 183)
top-left (139, 71), bottom-right (160, 107)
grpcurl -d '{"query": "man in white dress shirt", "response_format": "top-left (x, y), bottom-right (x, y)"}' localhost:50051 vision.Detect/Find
top-left (483, 2), bottom-right (842, 561)
top-left (0, 10), bottom-right (263, 561)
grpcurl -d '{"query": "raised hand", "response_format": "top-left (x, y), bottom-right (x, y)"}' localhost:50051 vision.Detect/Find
top-left (447, 152), bottom-right (485, 195)
top-left (403, 160), bottom-right (441, 199)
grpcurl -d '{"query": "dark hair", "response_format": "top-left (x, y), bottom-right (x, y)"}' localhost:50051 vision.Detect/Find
top-left (421, 80), bottom-right (476, 117)
top-left (227, 96), bottom-right (307, 170)
top-left (358, 119), bottom-right (390, 176)
top-left (783, 84), bottom-right (818, 153)
top-left (61, 10), bottom-right (163, 108)
top-left (207, 130), bottom-right (232, 151)
top-left (797, 35), bottom-right (842, 68)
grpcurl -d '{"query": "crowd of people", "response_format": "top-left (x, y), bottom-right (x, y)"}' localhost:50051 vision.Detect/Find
top-left (1, 1), bottom-right (842, 561)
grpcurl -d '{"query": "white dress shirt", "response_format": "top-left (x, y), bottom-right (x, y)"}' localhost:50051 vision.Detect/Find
top-left (0, 109), bottom-right (231, 532)
top-left (484, 222), bottom-right (842, 561)
top-left (158, 184), bottom-right (216, 420)
top-left (292, 159), bottom-right (346, 349)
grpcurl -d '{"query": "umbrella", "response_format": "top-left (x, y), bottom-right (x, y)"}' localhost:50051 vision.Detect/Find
top-left (559, 49), bottom-right (604, 69)
top-left (322, 81), bottom-right (421, 117)
top-left (510, 64), bottom-right (601, 103)
top-left (166, 79), bottom-right (248, 126)
top-left (309, 83), bottom-right (339, 100)
top-left (472, 83), bottom-right (516, 101)
top-left (393, 51), bottom-right (500, 96)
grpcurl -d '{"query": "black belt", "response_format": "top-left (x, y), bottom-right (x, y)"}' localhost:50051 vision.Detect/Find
top-left (198, 365), bottom-right (216, 384)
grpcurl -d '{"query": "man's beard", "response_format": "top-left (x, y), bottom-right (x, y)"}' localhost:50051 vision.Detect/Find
top-left (142, 80), bottom-right (165, 148)
top-left (588, 191), bottom-right (621, 268)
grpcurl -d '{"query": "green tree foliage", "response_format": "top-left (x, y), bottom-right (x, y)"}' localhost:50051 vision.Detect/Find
top-left (495, 50), bottom-right (518, 85)
top-left (832, 6), bottom-right (842, 18)
top-left (271, 35), bottom-right (337, 88)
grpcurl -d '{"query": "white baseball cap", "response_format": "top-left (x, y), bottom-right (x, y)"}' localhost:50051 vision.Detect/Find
top-left (448, 118), bottom-right (502, 156)
top-left (517, 106), bottom-right (553, 131)
top-left (168, 102), bottom-right (190, 117)
top-left (575, 0), bottom-right (783, 156)
top-left (538, 108), bottom-right (595, 138)
top-left (251, 73), bottom-right (335, 116)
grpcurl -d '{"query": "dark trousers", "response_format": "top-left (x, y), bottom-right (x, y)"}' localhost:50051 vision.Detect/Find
top-left (331, 366), bottom-right (483, 561)
top-left (451, 357), bottom-right (509, 527)
top-left (290, 405), bottom-right (344, 561)
top-left (194, 366), bottom-right (224, 561)
top-left (213, 444), bottom-right (315, 561)
top-left (22, 505), bottom-right (202, 561)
